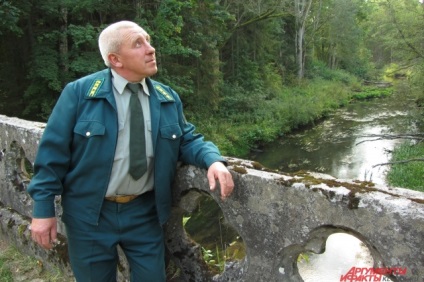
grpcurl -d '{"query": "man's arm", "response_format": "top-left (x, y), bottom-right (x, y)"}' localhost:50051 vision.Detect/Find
top-left (28, 83), bottom-right (78, 249)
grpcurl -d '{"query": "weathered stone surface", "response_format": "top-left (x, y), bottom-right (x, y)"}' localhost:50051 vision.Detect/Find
top-left (1, 115), bottom-right (423, 282)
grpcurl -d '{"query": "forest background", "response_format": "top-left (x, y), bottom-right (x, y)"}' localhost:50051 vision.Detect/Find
top-left (0, 1), bottom-right (423, 279)
top-left (0, 0), bottom-right (423, 168)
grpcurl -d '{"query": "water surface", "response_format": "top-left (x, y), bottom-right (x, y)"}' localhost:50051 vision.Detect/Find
top-left (251, 89), bottom-right (419, 185)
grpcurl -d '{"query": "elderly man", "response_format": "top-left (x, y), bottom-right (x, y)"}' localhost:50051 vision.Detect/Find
top-left (28, 20), bottom-right (234, 281)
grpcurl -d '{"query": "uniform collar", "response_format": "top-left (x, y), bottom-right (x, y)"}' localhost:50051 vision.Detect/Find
top-left (111, 69), bottom-right (150, 96)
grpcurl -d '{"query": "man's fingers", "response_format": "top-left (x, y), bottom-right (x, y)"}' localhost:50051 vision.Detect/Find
top-left (207, 162), bottom-right (235, 200)
top-left (220, 173), bottom-right (234, 199)
top-left (40, 235), bottom-right (53, 249)
top-left (208, 172), bottom-right (217, 191)
top-left (30, 217), bottom-right (57, 250)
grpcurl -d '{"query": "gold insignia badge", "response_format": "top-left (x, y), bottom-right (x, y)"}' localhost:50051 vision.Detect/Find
top-left (87, 79), bottom-right (104, 97)
top-left (155, 85), bottom-right (175, 101)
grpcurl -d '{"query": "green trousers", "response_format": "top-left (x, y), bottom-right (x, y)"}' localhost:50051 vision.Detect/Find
top-left (64, 191), bottom-right (165, 282)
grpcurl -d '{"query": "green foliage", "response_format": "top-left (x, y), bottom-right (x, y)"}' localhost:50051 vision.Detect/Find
top-left (201, 247), bottom-right (217, 269)
top-left (383, 63), bottom-right (410, 80)
top-left (0, 0), bottom-right (422, 161)
top-left (24, 46), bottom-right (62, 120)
top-left (310, 0), bottom-right (373, 77)
top-left (0, 1), bottom-right (22, 35)
top-left (351, 87), bottom-right (392, 100)
top-left (68, 24), bottom-right (104, 75)
top-left (153, 0), bottom-right (199, 57)
top-left (387, 142), bottom-right (424, 192)
top-left (409, 64), bottom-right (424, 109)
top-left (307, 60), bottom-right (360, 85)
top-left (297, 252), bottom-right (311, 263)
top-left (366, 0), bottom-right (424, 70)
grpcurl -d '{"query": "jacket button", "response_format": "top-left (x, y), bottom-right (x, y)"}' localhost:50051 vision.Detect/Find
top-left (172, 134), bottom-right (176, 139)
top-left (86, 132), bottom-right (91, 137)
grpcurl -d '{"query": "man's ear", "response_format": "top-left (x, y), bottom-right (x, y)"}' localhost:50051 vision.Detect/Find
top-left (108, 53), bottom-right (122, 68)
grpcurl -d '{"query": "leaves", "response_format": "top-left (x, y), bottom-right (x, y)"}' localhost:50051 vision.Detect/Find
top-left (0, 1), bottom-right (22, 35)
top-left (0, 0), bottom-right (422, 132)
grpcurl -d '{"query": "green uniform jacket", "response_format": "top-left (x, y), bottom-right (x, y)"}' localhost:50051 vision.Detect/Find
top-left (27, 69), bottom-right (225, 225)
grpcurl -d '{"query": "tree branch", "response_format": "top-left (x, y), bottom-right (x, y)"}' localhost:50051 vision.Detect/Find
top-left (232, 9), bottom-right (288, 31)
top-left (356, 134), bottom-right (424, 145)
top-left (373, 158), bottom-right (424, 168)
top-left (387, 0), bottom-right (424, 59)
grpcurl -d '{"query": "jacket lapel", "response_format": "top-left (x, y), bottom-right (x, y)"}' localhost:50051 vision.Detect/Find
top-left (147, 78), bottom-right (161, 152)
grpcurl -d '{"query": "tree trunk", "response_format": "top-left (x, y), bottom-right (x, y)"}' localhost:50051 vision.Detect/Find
top-left (294, 0), bottom-right (312, 80)
top-left (59, 6), bottom-right (69, 80)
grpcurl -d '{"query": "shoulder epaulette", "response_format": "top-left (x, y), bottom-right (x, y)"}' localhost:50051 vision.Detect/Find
top-left (86, 78), bottom-right (104, 97)
top-left (155, 85), bottom-right (175, 101)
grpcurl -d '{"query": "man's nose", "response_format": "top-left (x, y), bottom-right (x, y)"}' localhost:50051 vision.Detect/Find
top-left (146, 42), bottom-right (155, 53)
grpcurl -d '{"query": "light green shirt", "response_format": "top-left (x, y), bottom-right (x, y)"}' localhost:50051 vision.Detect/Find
top-left (105, 70), bottom-right (154, 196)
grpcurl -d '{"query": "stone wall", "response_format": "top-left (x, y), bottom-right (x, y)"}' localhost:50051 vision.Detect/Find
top-left (0, 114), bottom-right (423, 282)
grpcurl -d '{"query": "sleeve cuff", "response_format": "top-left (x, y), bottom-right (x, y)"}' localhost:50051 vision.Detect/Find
top-left (204, 153), bottom-right (227, 168)
top-left (32, 200), bottom-right (56, 218)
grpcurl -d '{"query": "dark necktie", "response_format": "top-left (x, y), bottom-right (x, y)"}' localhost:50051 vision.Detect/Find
top-left (127, 83), bottom-right (147, 180)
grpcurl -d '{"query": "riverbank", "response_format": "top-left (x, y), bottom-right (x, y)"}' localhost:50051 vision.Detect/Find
top-left (194, 75), bottom-right (397, 159)
top-left (387, 141), bottom-right (424, 192)
top-left (244, 79), bottom-right (424, 191)
top-left (194, 77), bottom-right (356, 157)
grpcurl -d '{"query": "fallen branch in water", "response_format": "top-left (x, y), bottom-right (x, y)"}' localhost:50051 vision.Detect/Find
top-left (373, 158), bottom-right (424, 168)
top-left (356, 133), bottom-right (424, 145)
top-left (356, 133), bottom-right (424, 167)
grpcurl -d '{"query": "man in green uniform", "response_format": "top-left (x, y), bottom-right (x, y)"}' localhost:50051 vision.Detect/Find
top-left (28, 20), bottom-right (234, 281)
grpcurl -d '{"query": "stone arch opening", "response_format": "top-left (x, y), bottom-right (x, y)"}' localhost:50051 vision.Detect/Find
top-left (183, 193), bottom-right (245, 274)
top-left (298, 232), bottom-right (380, 281)
top-left (164, 188), bottom-right (245, 281)
top-left (274, 225), bottom-right (395, 282)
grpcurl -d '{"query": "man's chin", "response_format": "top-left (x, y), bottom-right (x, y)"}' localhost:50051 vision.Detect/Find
top-left (149, 68), bottom-right (158, 76)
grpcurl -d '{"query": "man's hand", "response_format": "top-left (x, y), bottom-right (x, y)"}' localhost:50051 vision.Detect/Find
top-left (30, 217), bottom-right (57, 249)
top-left (207, 162), bottom-right (234, 200)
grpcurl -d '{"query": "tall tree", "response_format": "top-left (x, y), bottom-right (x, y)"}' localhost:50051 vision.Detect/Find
top-left (293, 0), bottom-right (312, 79)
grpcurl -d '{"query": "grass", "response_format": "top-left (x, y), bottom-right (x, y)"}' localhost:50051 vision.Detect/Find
top-left (0, 241), bottom-right (71, 282)
top-left (0, 258), bottom-right (13, 282)
top-left (386, 142), bottom-right (424, 192)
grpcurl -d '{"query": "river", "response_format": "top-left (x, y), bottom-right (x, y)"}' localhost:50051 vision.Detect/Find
top-left (250, 84), bottom-right (420, 281)
top-left (250, 84), bottom-right (420, 186)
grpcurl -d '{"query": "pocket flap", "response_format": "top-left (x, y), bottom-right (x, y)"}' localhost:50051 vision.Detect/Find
top-left (160, 124), bottom-right (182, 140)
top-left (74, 121), bottom-right (105, 137)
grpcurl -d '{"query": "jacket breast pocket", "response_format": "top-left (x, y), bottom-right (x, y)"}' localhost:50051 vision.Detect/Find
top-left (160, 124), bottom-right (182, 141)
top-left (74, 120), bottom-right (106, 138)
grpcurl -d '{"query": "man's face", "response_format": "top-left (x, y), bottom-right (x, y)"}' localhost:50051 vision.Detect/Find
top-left (113, 26), bottom-right (157, 81)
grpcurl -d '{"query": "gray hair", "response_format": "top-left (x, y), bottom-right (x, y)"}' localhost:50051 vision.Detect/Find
top-left (98, 21), bottom-right (140, 67)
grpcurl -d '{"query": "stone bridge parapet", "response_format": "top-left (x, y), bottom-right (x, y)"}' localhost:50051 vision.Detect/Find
top-left (0, 114), bottom-right (423, 281)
